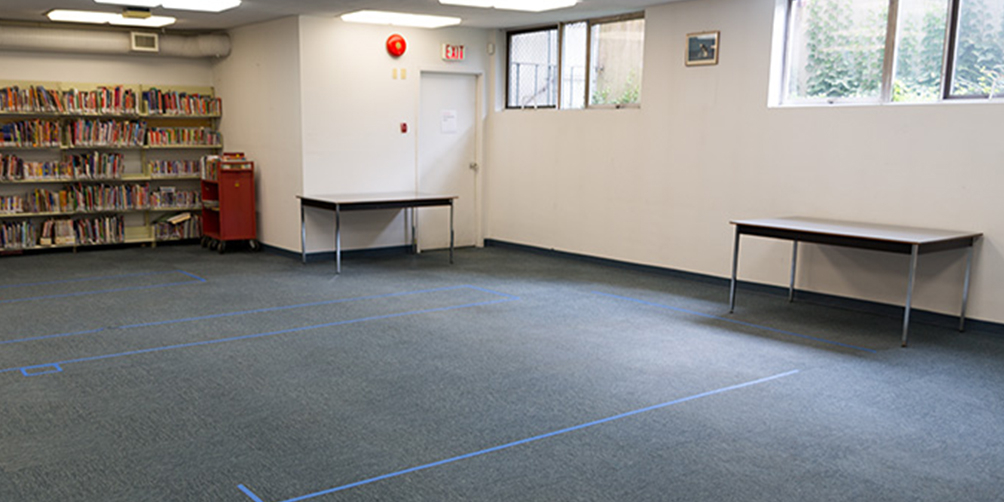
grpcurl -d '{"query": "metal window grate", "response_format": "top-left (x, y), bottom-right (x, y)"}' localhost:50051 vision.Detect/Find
top-left (508, 29), bottom-right (559, 108)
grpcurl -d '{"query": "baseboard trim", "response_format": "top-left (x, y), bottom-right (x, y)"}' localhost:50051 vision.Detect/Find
top-left (483, 239), bottom-right (1003, 337)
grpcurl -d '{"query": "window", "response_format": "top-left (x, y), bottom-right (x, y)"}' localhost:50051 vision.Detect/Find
top-left (781, 0), bottom-right (1004, 104)
top-left (561, 22), bottom-right (588, 109)
top-left (589, 17), bottom-right (646, 107)
top-left (507, 13), bottom-right (645, 109)
top-left (507, 28), bottom-right (559, 108)
top-left (949, 0), bottom-right (1004, 97)
top-left (894, 0), bottom-right (950, 102)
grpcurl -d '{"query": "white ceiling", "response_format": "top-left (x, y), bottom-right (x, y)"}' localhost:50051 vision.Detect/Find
top-left (0, 0), bottom-right (679, 31)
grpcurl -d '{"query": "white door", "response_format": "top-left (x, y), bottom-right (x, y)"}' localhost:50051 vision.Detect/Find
top-left (418, 72), bottom-right (478, 250)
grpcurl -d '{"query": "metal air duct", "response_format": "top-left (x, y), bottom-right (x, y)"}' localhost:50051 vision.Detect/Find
top-left (0, 24), bottom-right (230, 58)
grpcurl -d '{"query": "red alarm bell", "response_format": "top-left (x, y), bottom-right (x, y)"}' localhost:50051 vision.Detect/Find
top-left (387, 34), bottom-right (407, 57)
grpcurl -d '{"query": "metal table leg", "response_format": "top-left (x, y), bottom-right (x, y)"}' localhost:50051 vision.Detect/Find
top-left (450, 201), bottom-right (455, 264)
top-left (789, 240), bottom-right (799, 303)
top-left (959, 246), bottom-right (974, 332)
top-left (902, 244), bottom-right (920, 347)
top-left (411, 207), bottom-right (418, 254)
top-left (729, 227), bottom-right (741, 314)
top-left (335, 204), bottom-right (341, 274)
top-left (300, 203), bottom-right (306, 265)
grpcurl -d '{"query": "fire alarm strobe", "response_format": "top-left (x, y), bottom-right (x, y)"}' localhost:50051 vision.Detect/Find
top-left (386, 34), bottom-right (407, 57)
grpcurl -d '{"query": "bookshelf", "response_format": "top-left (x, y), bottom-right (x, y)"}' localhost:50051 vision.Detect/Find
top-left (0, 80), bottom-right (220, 253)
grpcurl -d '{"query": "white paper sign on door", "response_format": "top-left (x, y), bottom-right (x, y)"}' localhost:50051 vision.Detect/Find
top-left (441, 109), bottom-right (458, 134)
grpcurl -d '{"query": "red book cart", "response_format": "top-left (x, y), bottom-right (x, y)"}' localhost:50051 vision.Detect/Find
top-left (201, 154), bottom-right (259, 253)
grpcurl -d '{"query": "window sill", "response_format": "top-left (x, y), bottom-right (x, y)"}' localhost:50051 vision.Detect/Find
top-left (770, 98), bottom-right (1004, 109)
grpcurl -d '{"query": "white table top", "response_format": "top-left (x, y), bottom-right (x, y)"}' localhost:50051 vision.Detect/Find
top-left (298, 192), bottom-right (457, 205)
top-left (731, 217), bottom-right (981, 245)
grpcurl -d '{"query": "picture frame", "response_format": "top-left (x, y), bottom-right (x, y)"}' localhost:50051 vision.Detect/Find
top-left (686, 31), bottom-right (720, 66)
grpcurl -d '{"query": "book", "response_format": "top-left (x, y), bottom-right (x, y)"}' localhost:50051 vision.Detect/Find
top-left (167, 212), bottom-right (191, 225)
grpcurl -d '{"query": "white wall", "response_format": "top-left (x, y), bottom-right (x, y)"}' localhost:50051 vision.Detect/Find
top-left (297, 17), bottom-right (490, 253)
top-left (212, 17), bottom-right (304, 252)
top-left (483, 0), bottom-right (1004, 324)
top-left (0, 50), bottom-right (213, 86)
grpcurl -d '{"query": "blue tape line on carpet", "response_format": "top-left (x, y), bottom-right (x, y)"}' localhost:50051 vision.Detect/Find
top-left (0, 285), bottom-right (512, 346)
top-left (5, 286), bottom-right (517, 376)
top-left (175, 270), bottom-right (209, 283)
top-left (0, 270), bottom-right (206, 305)
top-left (0, 327), bottom-right (110, 347)
top-left (236, 370), bottom-right (800, 502)
top-left (593, 292), bottom-right (877, 353)
top-left (238, 484), bottom-right (266, 502)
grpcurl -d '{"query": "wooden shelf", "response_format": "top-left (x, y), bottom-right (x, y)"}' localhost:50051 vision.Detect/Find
top-left (145, 144), bottom-right (222, 150)
top-left (1, 175), bottom-right (201, 184)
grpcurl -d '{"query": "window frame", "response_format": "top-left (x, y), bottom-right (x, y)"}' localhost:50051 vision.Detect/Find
top-left (505, 12), bottom-right (646, 110)
top-left (506, 25), bottom-right (560, 110)
top-left (780, 0), bottom-right (1003, 105)
top-left (940, 0), bottom-right (1004, 100)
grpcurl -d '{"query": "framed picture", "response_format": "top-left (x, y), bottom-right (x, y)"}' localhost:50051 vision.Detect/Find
top-left (686, 31), bottom-right (719, 66)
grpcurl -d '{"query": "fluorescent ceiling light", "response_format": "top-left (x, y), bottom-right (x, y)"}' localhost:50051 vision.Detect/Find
top-left (439, 0), bottom-right (494, 6)
top-left (439, 0), bottom-right (578, 12)
top-left (341, 10), bottom-right (461, 29)
top-left (162, 0), bottom-right (241, 12)
top-left (47, 9), bottom-right (176, 27)
top-left (94, 0), bottom-right (242, 13)
top-left (93, 0), bottom-right (160, 7)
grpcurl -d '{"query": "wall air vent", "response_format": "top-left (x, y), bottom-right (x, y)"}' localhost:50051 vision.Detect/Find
top-left (131, 32), bottom-right (159, 53)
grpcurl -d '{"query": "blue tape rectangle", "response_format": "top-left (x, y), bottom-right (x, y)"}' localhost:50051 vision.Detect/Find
top-left (21, 364), bottom-right (63, 377)
top-left (3, 286), bottom-right (518, 378)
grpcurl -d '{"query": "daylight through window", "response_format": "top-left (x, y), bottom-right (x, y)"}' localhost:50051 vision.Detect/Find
top-left (507, 13), bottom-right (645, 110)
top-left (782, 0), bottom-right (1004, 104)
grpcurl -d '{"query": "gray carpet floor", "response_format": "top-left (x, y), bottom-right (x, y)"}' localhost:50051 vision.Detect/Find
top-left (1, 245), bottom-right (1002, 502)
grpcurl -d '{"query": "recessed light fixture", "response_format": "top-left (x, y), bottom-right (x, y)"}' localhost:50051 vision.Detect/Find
top-left (94, 0), bottom-right (242, 13)
top-left (341, 10), bottom-right (462, 29)
top-left (47, 9), bottom-right (176, 27)
top-left (439, 0), bottom-right (578, 12)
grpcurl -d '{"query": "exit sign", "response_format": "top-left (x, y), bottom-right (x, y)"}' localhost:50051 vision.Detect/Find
top-left (442, 44), bottom-right (465, 61)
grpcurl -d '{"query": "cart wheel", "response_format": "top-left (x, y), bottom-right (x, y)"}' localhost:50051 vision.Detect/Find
top-left (218, 241), bottom-right (226, 254)
top-left (201, 236), bottom-right (209, 248)
top-left (249, 240), bottom-right (260, 251)
top-left (208, 239), bottom-right (218, 251)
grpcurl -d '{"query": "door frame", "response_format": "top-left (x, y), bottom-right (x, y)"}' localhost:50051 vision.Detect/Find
top-left (415, 69), bottom-right (485, 248)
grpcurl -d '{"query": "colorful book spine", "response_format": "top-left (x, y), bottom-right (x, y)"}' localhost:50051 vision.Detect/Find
top-left (66, 151), bottom-right (125, 180)
top-left (155, 213), bottom-right (202, 240)
top-left (149, 188), bottom-right (200, 209)
top-left (61, 86), bottom-right (138, 115)
top-left (0, 220), bottom-right (35, 249)
top-left (145, 127), bottom-right (221, 147)
top-left (148, 159), bottom-right (201, 177)
top-left (73, 215), bottom-right (124, 245)
top-left (0, 85), bottom-right (64, 114)
top-left (38, 218), bottom-right (73, 246)
top-left (66, 119), bottom-right (145, 147)
top-left (1, 194), bottom-right (24, 214)
top-left (0, 120), bottom-right (61, 147)
top-left (143, 88), bottom-right (221, 116)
